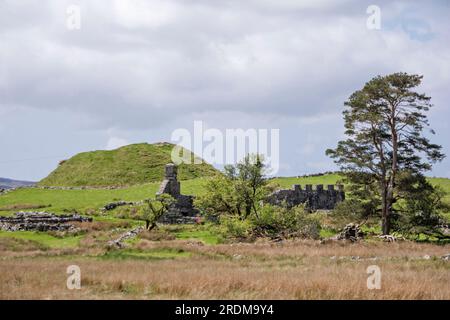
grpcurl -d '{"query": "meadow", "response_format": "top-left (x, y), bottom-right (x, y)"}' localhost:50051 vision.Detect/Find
top-left (1, 236), bottom-right (449, 299)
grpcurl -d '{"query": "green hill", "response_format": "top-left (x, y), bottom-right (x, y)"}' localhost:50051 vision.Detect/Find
top-left (39, 142), bottom-right (219, 187)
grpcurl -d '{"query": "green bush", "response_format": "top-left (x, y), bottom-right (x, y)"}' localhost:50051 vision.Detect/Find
top-left (219, 215), bottom-right (253, 240)
top-left (218, 204), bottom-right (321, 241)
top-left (252, 204), bottom-right (321, 239)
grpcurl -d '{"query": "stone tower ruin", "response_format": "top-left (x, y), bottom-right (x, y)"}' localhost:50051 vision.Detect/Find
top-left (157, 164), bottom-right (199, 224)
top-left (157, 163), bottom-right (180, 197)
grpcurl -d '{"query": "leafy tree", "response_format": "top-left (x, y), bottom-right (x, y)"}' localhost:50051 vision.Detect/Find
top-left (196, 154), bottom-right (269, 219)
top-left (138, 194), bottom-right (175, 230)
top-left (338, 171), bottom-right (380, 221)
top-left (195, 174), bottom-right (240, 218)
top-left (224, 154), bottom-right (267, 218)
top-left (197, 154), bottom-right (321, 241)
top-left (327, 73), bottom-right (445, 235)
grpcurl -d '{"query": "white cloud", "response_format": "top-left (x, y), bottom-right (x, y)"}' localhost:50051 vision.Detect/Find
top-left (113, 0), bottom-right (178, 29)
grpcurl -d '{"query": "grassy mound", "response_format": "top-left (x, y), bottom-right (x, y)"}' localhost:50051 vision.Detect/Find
top-left (39, 142), bottom-right (218, 187)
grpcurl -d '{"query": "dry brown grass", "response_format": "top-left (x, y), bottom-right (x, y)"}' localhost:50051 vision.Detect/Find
top-left (72, 220), bottom-right (131, 232)
top-left (1, 240), bottom-right (449, 300)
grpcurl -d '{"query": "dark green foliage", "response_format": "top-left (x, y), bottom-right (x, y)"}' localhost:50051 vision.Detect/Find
top-left (393, 171), bottom-right (448, 238)
top-left (332, 199), bottom-right (376, 229)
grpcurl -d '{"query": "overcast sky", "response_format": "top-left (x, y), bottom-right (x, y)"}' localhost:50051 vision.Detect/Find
top-left (1, 0), bottom-right (449, 181)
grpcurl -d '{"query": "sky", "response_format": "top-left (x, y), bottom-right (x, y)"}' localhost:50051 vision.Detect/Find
top-left (1, 0), bottom-right (449, 181)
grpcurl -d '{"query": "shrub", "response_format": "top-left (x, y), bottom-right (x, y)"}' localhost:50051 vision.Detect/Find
top-left (393, 173), bottom-right (449, 237)
top-left (251, 204), bottom-right (321, 240)
top-left (219, 215), bottom-right (253, 240)
top-left (218, 204), bottom-right (321, 241)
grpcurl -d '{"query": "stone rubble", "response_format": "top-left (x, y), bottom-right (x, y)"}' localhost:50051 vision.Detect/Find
top-left (440, 224), bottom-right (449, 236)
top-left (102, 201), bottom-right (135, 211)
top-left (108, 226), bottom-right (144, 248)
top-left (378, 234), bottom-right (396, 242)
top-left (334, 223), bottom-right (364, 242)
top-left (0, 211), bottom-right (92, 232)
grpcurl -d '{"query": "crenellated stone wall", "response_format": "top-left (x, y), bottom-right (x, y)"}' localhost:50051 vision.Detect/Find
top-left (267, 184), bottom-right (345, 210)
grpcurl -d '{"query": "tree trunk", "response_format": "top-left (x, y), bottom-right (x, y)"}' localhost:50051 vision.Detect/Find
top-left (384, 104), bottom-right (398, 236)
top-left (382, 214), bottom-right (390, 235)
top-left (245, 202), bottom-right (252, 218)
top-left (381, 181), bottom-right (391, 235)
top-left (146, 220), bottom-right (157, 231)
top-left (384, 185), bottom-right (395, 235)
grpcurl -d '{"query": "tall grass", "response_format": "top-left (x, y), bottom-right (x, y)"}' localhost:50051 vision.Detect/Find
top-left (1, 240), bottom-right (448, 299)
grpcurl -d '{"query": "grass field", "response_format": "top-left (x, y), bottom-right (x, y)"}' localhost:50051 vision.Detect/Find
top-left (0, 178), bottom-right (211, 216)
top-left (1, 237), bottom-right (449, 299)
top-left (271, 174), bottom-right (343, 188)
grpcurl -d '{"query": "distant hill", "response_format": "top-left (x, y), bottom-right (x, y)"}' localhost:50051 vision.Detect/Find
top-left (39, 142), bottom-right (219, 187)
top-left (0, 178), bottom-right (36, 189)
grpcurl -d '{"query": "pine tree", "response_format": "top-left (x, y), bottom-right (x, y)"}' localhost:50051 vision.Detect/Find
top-left (326, 73), bottom-right (445, 235)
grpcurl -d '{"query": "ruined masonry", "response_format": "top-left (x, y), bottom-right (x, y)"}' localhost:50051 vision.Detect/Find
top-left (157, 164), bottom-right (199, 224)
top-left (0, 212), bottom-right (92, 232)
top-left (267, 184), bottom-right (345, 210)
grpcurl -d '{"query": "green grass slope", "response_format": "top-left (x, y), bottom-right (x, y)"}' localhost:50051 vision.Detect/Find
top-left (0, 178), bottom-right (210, 215)
top-left (39, 143), bottom-right (218, 187)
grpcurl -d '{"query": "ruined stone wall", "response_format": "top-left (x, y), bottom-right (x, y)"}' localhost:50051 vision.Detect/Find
top-left (157, 164), bottom-right (199, 224)
top-left (0, 212), bottom-right (92, 232)
top-left (267, 184), bottom-right (344, 210)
